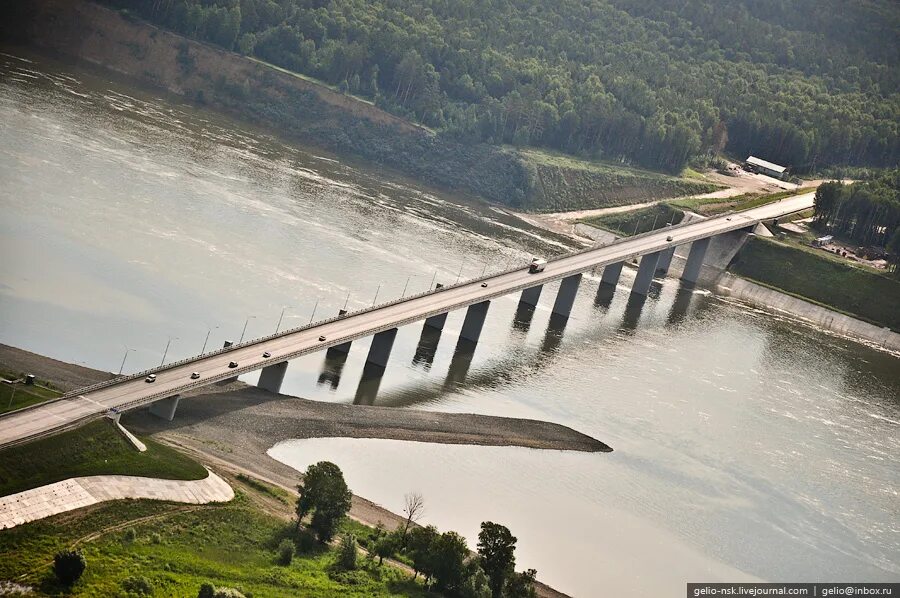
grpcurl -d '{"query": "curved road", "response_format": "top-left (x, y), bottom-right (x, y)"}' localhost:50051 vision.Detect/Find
top-left (0, 193), bottom-right (813, 448)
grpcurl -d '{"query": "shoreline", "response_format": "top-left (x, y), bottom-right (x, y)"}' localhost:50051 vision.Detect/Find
top-left (0, 343), bottom-right (602, 597)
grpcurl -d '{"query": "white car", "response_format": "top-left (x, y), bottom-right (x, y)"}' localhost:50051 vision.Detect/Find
top-left (190, 372), bottom-right (200, 380)
top-left (145, 374), bottom-right (156, 383)
top-left (529, 258), bottom-right (547, 273)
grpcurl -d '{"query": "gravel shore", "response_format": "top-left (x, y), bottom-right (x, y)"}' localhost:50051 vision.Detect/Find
top-left (2, 344), bottom-right (607, 596)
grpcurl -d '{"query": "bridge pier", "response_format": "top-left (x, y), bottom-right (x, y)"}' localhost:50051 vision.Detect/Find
top-left (681, 237), bottom-right (711, 284)
top-left (258, 361), bottom-right (288, 394)
top-left (655, 246), bottom-right (676, 276)
top-left (326, 341), bottom-right (352, 357)
top-left (424, 312), bottom-right (449, 331)
top-left (459, 301), bottom-right (490, 343)
top-left (518, 285), bottom-right (543, 308)
top-left (413, 325), bottom-right (442, 370)
top-left (631, 251), bottom-right (662, 296)
top-left (601, 261), bottom-right (624, 287)
top-left (594, 283), bottom-right (617, 310)
top-left (552, 273), bottom-right (582, 318)
top-left (365, 328), bottom-right (398, 369)
top-left (148, 395), bottom-right (181, 421)
top-left (317, 350), bottom-right (349, 389)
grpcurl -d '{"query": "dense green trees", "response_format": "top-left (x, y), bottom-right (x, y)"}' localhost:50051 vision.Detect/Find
top-left (813, 171), bottom-right (900, 251)
top-left (295, 460), bottom-right (352, 542)
top-left (53, 549), bottom-right (86, 586)
top-left (102, 0), bottom-right (897, 174)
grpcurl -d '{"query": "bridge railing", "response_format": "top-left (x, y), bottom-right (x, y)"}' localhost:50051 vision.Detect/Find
top-left (58, 207), bottom-right (766, 401)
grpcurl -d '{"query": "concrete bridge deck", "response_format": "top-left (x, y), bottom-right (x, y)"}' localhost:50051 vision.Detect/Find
top-left (0, 193), bottom-right (813, 448)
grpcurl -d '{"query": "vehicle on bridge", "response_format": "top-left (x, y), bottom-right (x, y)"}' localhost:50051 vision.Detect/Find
top-left (529, 258), bottom-right (547, 273)
top-left (145, 374), bottom-right (156, 383)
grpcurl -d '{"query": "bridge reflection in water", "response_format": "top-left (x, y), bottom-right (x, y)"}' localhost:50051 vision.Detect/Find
top-left (344, 270), bottom-right (709, 408)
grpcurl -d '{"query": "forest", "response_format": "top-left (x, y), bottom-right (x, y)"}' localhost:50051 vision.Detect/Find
top-left (813, 171), bottom-right (900, 263)
top-left (100, 0), bottom-right (898, 175)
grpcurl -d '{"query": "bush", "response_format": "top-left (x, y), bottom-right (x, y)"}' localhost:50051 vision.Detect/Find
top-left (295, 528), bottom-right (317, 554)
top-left (198, 582), bottom-right (215, 598)
top-left (121, 575), bottom-right (153, 595)
top-left (53, 550), bottom-right (85, 586)
top-left (277, 538), bottom-right (294, 566)
top-left (338, 533), bottom-right (358, 570)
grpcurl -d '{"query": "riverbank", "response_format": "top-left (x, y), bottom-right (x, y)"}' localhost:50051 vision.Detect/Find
top-left (1, 0), bottom-right (714, 213)
top-left (0, 344), bottom-right (603, 596)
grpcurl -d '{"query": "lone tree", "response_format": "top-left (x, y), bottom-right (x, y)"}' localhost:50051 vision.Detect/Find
top-left (430, 531), bottom-right (470, 594)
top-left (477, 521), bottom-right (517, 598)
top-left (407, 524), bottom-right (439, 582)
top-left (296, 461), bottom-right (352, 542)
top-left (400, 492), bottom-right (425, 548)
top-left (53, 549), bottom-right (86, 586)
top-left (338, 533), bottom-right (358, 570)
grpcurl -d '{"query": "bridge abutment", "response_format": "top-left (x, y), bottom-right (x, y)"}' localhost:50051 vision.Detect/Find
top-left (682, 237), bottom-right (711, 284)
top-left (258, 361), bottom-right (288, 394)
top-left (552, 273), bottom-right (582, 318)
top-left (148, 395), bottom-right (181, 421)
top-left (365, 328), bottom-right (399, 369)
top-left (631, 251), bottom-right (662, 296)
top-left (459, 301), bottom-right (491, 343)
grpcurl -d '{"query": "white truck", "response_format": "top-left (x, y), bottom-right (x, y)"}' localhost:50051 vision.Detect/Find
top-left (529, 257), bottom-right (547, 273)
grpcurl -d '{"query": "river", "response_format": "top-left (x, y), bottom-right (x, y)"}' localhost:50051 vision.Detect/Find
top-left (1, 51), bottom-right (898, 597)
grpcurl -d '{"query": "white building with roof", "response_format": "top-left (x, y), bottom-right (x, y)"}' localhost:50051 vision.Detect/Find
top-left (745, 155), bottom-right (787, 179)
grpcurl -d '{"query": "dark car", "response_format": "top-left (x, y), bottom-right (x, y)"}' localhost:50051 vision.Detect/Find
top-left (318, 335), bottom-right (327, 342)
top-left (228, 361), bottom-right (238, 368)
top-left (262, 351), bottom-right (271, 358)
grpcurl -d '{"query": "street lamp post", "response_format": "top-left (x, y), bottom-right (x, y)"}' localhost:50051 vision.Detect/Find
top-left (239, 316), bottom-right (255, 343)
top-left (401, 275), bottom-right (416, 298)
top-left (118, 347), bottom-right (135, 375)
top-left (342, 290), bottom-right (351, 312)
top-left (371, 283), bottom-right (382, 306)
top-left (275, 307), bottom-right (292, 334)
top-left (455, 260), bottom-right (466, 284)
top-left (160, 337), bottom-right (178, 367)
top-left (429, 270), bottom-right (438, 291)
top-left (308, 299), bottom-right (320, 324)
top-left (201, 325), bottom-right (219, 354)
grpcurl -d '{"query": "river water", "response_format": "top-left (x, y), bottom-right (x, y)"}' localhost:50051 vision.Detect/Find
top-left (1, 51), bottom-right (898, 597)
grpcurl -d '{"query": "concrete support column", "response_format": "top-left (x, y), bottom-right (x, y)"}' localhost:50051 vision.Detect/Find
top-left (326, 341), bottom-right (352, 356)
top-left (518, 285), bottom-right (543, 308)
top-left (681, 237), bottom-right (711, 284)
top-left (655, 246), bottom-right (676, 276)
top-left (149, 395), bottom-right (181, 421)
top-left (459, 301), bottom-right (491, 343)
top-left (424, 312), bottom-right (449, 331)
top-left (601, 261), bottom-right (624, 286)
top-left (631, 251), bottom-right (662, 296)
top-left (365, 328), bottom-right (398, 369)
top-left (551, 273), bottom-right (582, 318)
top-left (258, 361), bottom-right (288, 394)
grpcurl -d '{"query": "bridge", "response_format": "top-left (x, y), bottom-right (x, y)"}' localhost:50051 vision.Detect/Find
top-left (0, 193), bottom-right (813, 448)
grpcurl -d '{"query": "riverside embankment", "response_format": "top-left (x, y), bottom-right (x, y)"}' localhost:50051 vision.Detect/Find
top-left (1, 0), bottom-right (715, 212)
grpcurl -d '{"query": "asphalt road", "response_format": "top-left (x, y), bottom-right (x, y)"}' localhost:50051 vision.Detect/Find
top-left (0, 193), bottom-right (813, 447)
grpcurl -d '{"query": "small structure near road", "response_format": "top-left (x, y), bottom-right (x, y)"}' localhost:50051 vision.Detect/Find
top-left (745, 156), bottom-right (787, 180)
top-left (812, 235), bottom-right (833, 247)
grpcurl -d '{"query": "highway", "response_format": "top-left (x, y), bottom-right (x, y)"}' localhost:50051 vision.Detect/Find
top-left (0, 193), bottom-right (813, 447)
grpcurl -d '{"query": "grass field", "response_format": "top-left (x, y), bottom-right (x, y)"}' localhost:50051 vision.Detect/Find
top-left (0, 369), bottom-right (62, 414)
top-left (0, 488), bottom-right (428, 597)
top-left (670, 188), bottom-right (808, 216)
top-left (729, 237), bottom-right (900, 331)
top-left (579, 203), bottom-right (685, 237)
top-left (0, 420), bottom-right (208, 497)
